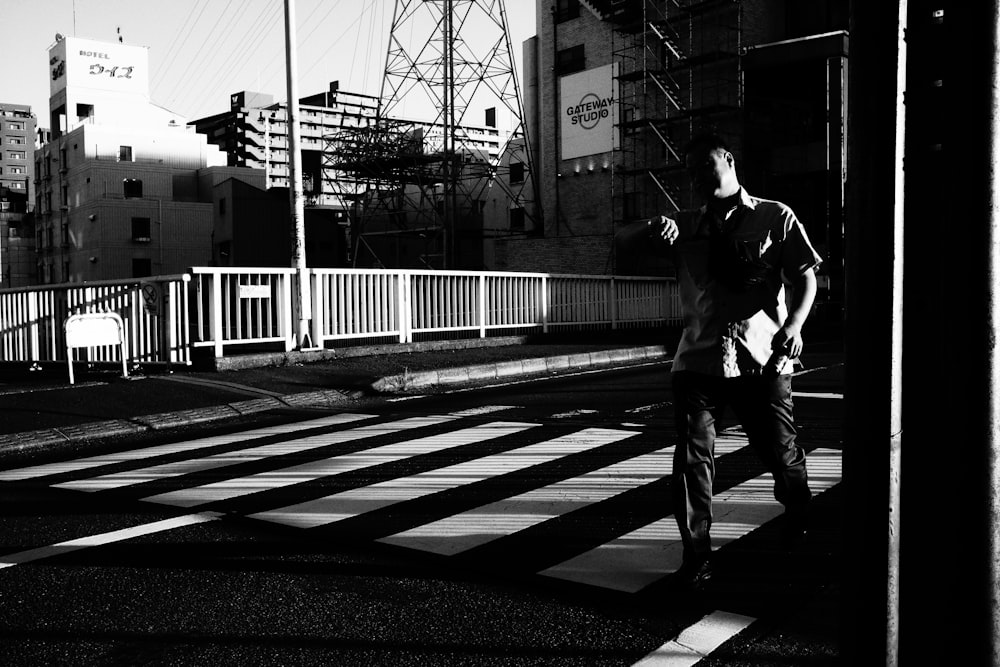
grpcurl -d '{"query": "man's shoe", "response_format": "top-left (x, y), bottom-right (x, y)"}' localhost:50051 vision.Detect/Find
top-left (670, 555), bottom-right (712, 592)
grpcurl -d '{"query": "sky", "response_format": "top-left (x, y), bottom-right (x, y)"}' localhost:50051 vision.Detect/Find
top-left (2, 0), bottom-right (538, 130)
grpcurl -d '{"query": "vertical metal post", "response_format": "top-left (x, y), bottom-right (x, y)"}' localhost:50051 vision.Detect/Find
top-left (886, 5), bottom-right (907, 666)
top-left (843, 2), bottom-right (906, 663)
top-left (986, 3), bottom-right (1000, 660)
top-left (284, 0), bottom-right (312, 349)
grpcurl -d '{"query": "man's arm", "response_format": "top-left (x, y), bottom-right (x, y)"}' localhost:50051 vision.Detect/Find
top-left (613, 216), bottom-right (678, 257)
top-left (772, 268), bottom-right (818, 358)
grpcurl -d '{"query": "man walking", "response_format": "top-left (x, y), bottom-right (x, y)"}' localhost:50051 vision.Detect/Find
top-left (646, 133), bottom-right (822, 591)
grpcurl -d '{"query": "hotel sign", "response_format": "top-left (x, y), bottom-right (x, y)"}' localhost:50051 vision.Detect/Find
top-left (49, 36), bottom-right (149, 97)
top-left (560, 63), bottom-right (619, 160)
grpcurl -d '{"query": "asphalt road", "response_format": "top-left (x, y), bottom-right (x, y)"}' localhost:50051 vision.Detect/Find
top-left (0, 362), bottom-right (845, 665)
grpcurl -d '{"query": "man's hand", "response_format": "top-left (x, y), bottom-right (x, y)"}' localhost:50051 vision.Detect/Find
top-left (648, 215), bottom-right (679, 245)
top-left (771, 324), bottom-right (804, 359)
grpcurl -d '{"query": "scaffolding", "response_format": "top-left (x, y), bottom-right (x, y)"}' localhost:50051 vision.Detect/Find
top-left (323, 0), bottom-right (537, 269)
top-left (325, 120), bottom-right (496, 268)
top-left (609, 0), bottom-right (743, 223)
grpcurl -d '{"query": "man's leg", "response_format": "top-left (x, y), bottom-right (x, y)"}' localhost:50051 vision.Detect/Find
top-left (672, 371), bottom-right (723, 577)
top-left (732, 374), bottom-right (811, 537)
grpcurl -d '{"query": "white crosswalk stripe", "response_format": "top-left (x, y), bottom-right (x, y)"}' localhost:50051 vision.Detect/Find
top-left (539, 448), bottom-right (842, 592)
top-left (0, 413), bottom-right (374, 482)
top-left (54, 415), bottom-right (457, 492)
top-left (142, 421), bottom-right (537, 508)
top-left (249, 427), bottom-right (638, 528)
top-left (0, 411), bottom-right (842, 599)
top-left (378, 435), bottom-right (750, 556)
top-left (378, 446), bottom-right (671, 554)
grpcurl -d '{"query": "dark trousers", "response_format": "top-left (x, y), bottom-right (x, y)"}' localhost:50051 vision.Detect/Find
top-left (671, 370), bottom-right (811, 560)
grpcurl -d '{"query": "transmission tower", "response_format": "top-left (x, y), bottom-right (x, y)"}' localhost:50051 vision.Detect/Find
top-left (352, 0), bottom-right (536, 269)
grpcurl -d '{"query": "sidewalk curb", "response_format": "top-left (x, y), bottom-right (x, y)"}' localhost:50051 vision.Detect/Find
top-left (0, 346), bottom-right (671, 456)
top-left (370, 345), bottom-right (670, 393)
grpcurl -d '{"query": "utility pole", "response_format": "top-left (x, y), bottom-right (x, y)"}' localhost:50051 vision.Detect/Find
top-left (284, 0), bottom-right (312, 349)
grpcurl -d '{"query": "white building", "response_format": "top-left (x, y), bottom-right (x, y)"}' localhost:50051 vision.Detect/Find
top-left (34, 36), bottom-right (260, 283)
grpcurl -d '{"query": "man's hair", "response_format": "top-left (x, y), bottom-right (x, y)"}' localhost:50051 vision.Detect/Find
top-left (683, 132), bottom-right (730, 157)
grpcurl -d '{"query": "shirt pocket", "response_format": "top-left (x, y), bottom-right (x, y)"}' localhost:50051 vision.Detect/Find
top-left (711, 233), bottom-right (776, 291)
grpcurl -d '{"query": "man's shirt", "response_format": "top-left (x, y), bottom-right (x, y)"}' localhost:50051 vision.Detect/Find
top-left (671, 188), bottom-right (822, 377)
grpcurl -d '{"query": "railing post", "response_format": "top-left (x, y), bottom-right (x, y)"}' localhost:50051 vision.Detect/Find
top-left (211, 271), bottom-right (224, 358)
top-left (541, 275), bottom-right (549, 334)
top-left (397, 271), bottom-right (412, 344)
top-left (174, 274), bottom-right (191, 365)
top-left (310, 270), bottom-right (324, 349)
top-left (282, 271), bottom-right (295, 352)
top-left (609, 277), bottom-right (618, 330)
top-left (28, 293), bottom-right (40, 363)
top-left (478, 274), bottom-right (488, 338)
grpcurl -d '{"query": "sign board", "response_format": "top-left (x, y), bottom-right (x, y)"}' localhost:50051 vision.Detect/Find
top-left (64, 312), bottom-right (129, 384)
top-left (140, 281), bottom-right (162, 316)
top-left (239, 284), bottom-right (271, 299)
top-left (49, 36), bottom-right (149, 97)
top-left (560, 63), bottom-right (619, 160)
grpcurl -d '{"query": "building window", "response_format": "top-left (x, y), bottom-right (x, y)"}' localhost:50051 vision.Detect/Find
top-left (509, 162), bottom-right (525, 184)
top-left (510, 207), bottom-right (525, 231)
top-left (8, 136), bottom-right (25, 145)
top-left (132, 258), bottom-right (152, 278)
top-left (119, 145), bottom-right (133, 162)
top-left (8, 122), bottom-right (23, 131)
top-left (8, 151), bottom-right (25, 160)
top-left (123, 178), bottom-right (143, 198)
top-left (554, 0), bottom-right (580, 22)
top-left (10, 166), bottom-right (24, 174)
top-left (555, 45), bottom-right (585, 75)
top-left (131, 217), bottom-right (151, 242)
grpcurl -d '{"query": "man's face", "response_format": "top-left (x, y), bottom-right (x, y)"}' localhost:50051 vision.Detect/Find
top-left (685, 147), bottom-right (738, 201)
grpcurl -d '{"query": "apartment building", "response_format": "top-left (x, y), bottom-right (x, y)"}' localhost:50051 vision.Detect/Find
top-left (190, 82), bottom-right (521, 269)
top-left (0, 186), bottom-right (35, 286)
top-left (33, 35), bottom-right (260, 284)
top-left (0, 104), bottom-right (36, 204)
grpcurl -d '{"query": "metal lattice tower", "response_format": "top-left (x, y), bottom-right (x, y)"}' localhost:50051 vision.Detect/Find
top-left (344, 0), bottom-right (536, 269)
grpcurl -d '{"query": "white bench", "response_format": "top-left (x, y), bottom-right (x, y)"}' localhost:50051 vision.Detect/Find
top-left (64, 312), bottom-right (129, 385)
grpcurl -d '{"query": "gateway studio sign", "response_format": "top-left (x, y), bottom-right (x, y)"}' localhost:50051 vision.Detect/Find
top-left (560, 63), bottom-right (619, 161)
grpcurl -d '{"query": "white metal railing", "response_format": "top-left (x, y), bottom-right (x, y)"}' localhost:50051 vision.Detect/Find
top-left (189, 267), bottom-right (295, 357)
top-left (0, 268), bottom-right (680, 366)
top-left (0, 275), bottom-right (191, 366)
top-left (305, 268), bottom-right (679, 348)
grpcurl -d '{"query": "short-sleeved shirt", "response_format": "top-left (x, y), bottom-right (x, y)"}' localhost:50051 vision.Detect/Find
top-left (671, 188), bottom-right (822, 377)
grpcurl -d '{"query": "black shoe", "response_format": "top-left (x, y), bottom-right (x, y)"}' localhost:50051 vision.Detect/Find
top-left (670, 555), bottom-right (712, 592)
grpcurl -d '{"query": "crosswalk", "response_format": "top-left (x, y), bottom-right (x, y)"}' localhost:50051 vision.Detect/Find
top-left (0, 408), bottom-right (842, 594)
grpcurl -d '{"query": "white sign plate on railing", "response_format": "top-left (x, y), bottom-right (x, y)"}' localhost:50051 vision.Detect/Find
top-left (239, 285), bottom-right (271, 299)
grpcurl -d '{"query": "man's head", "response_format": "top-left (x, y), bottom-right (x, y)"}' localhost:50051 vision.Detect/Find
top-left (684, 133), bottom-right (740, 202)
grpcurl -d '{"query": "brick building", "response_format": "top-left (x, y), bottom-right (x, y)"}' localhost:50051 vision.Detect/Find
top-left (489, 0), bottom-right (848, 318)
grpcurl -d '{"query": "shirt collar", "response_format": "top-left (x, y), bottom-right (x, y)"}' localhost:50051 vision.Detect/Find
top-left (699, 188), bottom-right (756, 217)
